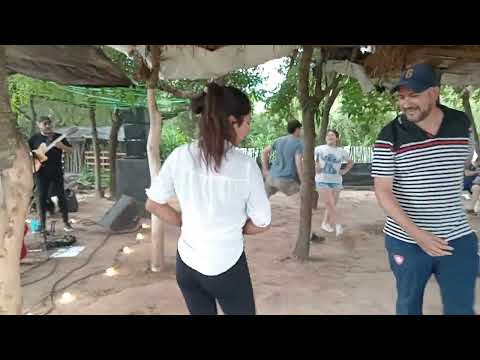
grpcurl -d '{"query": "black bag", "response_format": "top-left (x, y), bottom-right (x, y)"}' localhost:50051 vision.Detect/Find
top-left (65, 189), bottom-right (78, 213)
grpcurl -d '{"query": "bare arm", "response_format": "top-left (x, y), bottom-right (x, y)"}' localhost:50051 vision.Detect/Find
top-left (340, 159), bottom-right (354, 176)
top-left (374, 177), bottom-right (452, 256)
top-left (243, 218), bottom-right (270, 235)
top-left (145, 199), bottom-right (182, 227)
top-left (295, 152), bottom-right (304, 182)
top-left (465, 169), bottom-right (479, 176)
top-left (55, 142), bottom-right (73, 153)
top-left (261, 145), bottom-right (271, 177)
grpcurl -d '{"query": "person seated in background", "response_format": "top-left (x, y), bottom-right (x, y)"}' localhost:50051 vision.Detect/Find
top-left (464, 158), bottom-right (480, 214)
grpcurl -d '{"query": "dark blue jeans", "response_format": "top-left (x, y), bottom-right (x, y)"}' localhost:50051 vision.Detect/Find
top-left (385, 233), bottom-right (479, 315)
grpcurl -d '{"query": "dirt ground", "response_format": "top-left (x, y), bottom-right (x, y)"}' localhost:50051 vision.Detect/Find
top-left (21, 190), bottom-right (480, 315)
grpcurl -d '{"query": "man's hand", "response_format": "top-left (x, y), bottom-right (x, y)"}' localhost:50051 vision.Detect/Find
top-left (413, 229), bottom-right (453, 257)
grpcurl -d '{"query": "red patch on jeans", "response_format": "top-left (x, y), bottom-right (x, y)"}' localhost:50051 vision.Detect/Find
top-left (393, 255), bottom-right (404, 265)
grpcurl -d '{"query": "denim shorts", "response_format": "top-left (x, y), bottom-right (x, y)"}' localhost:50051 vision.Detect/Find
top-left (316, 181), bottom-right (343, 190)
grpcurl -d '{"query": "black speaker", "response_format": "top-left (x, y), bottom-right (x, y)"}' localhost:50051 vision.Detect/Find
top-left (125, 140), bottom-right (147, 158)
top-left (124, 124), bottom-right (149, 140)
top-left (116, 157), bottom-right (151, 203)
top-left (65, 189), bottom-right (78, 213)
top-left (119, 107), bottom-right (149, 125)
top-left (98, 195), bottom-right (139, 231)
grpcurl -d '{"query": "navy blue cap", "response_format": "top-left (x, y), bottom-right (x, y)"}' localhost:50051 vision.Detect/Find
top-left (392, 63), bottom-right (440, 93)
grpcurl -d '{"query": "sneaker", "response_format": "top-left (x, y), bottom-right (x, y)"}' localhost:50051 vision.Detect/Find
top-left (310, 232), bottom-right (325, 243)
top-left (336, 224), bottom-right (345, 237)
top-left (64, 224), bottom-right (74, 232)
top-left (321, 222), bottom-right (334, 233)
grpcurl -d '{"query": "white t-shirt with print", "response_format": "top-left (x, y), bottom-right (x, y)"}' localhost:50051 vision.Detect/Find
top-left (314, 144), bottom-right (350, 184)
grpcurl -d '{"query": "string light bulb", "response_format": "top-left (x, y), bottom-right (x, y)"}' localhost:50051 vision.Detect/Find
top-left (105, 267), bottom-right (118, 277)
top-left (141, 223), bottom-right (151, 229)
top-left (122, 246), bottom-right (133, 255)
top-left (59, 292), bottom-right (75, 304)
top-left (136, 233), bottom-right (144, 241)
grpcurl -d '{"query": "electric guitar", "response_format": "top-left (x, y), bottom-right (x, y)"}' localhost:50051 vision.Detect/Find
top-left (32, 127), bottom-right (78, 173)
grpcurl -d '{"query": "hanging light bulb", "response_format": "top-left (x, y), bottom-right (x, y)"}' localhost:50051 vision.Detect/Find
top-left (122, 246), bottom-right (133, 255)
top-left (141, 223), bottom-right (151, 229)
top-left (59, 292), bottom-right (76, 304)
top-left (136, 233), bottom-right (144, 241)
top-left (105, 267), bottom-right (118, 277)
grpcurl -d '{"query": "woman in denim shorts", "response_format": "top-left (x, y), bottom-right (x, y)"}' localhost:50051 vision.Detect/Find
top-left (314, 130), bottom-right (354, 236)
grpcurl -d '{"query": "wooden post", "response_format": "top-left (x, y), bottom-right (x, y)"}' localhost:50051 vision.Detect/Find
top-left (89, 102), bottom-right (103, 198)
top-left (145, 46), bottom-right (166, 272)
top-left (109, 108), bottom-right (123, 199)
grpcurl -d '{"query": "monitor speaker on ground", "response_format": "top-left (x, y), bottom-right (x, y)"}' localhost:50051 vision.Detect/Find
top-left (97, 195), bottom-right (139, 232)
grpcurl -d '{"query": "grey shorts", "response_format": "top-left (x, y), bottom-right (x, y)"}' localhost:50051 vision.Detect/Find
top-left (265, 176), bottom-right (300, 198)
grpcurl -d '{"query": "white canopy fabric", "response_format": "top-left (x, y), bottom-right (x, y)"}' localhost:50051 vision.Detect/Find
top-left (324, 60), bottom-right (375, 94)
top-left (107, 45), bottom-right (300, 80)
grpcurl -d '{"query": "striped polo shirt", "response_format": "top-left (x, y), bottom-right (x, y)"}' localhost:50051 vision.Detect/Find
top-left (371, 105), bottom-right (473, 243)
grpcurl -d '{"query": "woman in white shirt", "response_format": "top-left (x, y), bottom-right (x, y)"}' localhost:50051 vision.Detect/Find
top-left (315, 129), bottom-right (354, 236)
top-left (145, 83), bottom-right (271, 315)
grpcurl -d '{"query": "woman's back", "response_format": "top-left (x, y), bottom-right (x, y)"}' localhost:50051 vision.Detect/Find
top-left (147, 142), bottom-right (270, 275)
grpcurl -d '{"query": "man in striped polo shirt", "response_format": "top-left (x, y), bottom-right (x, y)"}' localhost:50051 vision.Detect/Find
top-left (372, 63), bottom-right (479, 315)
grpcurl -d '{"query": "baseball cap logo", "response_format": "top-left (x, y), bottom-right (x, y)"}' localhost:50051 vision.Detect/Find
top-left (405, 68), bottom-right (414, 79)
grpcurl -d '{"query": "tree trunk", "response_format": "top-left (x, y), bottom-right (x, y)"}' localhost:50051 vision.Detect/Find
top-left (293, 46), bottom-right (318, 261)
top-left (293, 107), bottom-right (315, 260)
top-left (0, 45), bottom-right (34, 315)
top-left (29, 95), bottom-right (37, 137)
top-left (89, 103), bottom-right (103, 198)
top-left (146, 46), bottom-right (165, 272)
top-left (462, 88), bottom-right (480, 156)
top-left (108, 109), bottom-right (123, 199)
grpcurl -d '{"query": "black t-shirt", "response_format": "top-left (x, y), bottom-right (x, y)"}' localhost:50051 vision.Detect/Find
top-left (28, 132), bottom-right (71, 176)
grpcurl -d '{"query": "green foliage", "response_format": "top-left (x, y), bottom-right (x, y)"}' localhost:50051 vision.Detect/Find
top-left (160, 121), bottom-right (192, 161)
top-left (440, 86), bottom-right (463, 110)
top-left (242, 112), bottom-right (286, 149)
top-left (334, 78), bottom-right (397, 145)
top-left (77, 166), bottom-right (110, 189)
top-left (101, 46), bottom-right (138, 79)
top-left (265, 57), bottom-right (300, 120)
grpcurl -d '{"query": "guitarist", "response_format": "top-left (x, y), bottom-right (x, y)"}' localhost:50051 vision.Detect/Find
top-left (28, 116), bottom-right (74, 234)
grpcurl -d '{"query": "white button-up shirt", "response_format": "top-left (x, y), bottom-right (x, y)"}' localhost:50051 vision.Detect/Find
top-left (146, 142), bottom-right (271, 276)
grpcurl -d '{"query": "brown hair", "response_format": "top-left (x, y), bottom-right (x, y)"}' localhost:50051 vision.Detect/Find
top-left (191, 83), bottom-right (251, 172)
top-left (327, 129), bottom-right (339, 138)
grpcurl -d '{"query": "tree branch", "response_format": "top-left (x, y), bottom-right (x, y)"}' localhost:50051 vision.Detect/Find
top-left (157, 80), bottom-right (199, 99)
top-left (313, 49), bottom-right (326, 103)
top-left (287, 49), bottom-right (299, 73)
top-left (17, 108), bottom-right (32, 121)
top-left (298, 46), bottom-right (313, 106)
top-left (324, 73), bottom-right (343, 99)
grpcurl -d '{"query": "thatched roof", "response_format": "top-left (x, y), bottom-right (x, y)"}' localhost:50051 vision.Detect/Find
top-left (359, 45), bottom-right (480, 88)
top-left (6, 45), bottom-right (132, 87)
